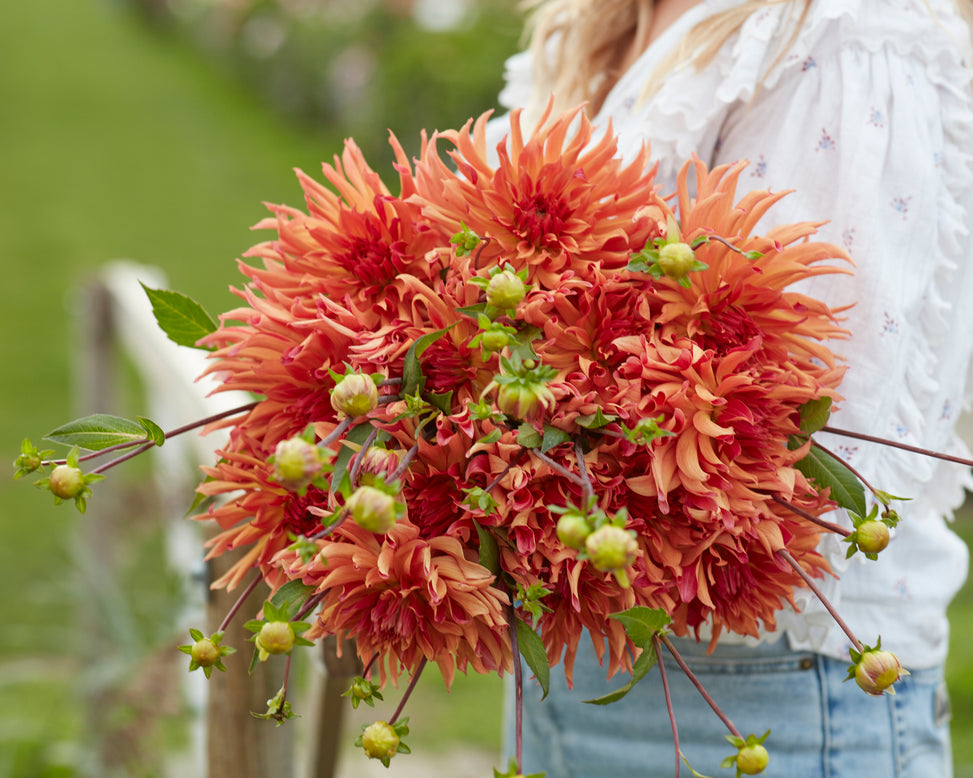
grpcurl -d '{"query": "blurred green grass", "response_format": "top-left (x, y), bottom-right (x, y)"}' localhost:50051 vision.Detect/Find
top-left (1, 1), bottom-right (971, 776)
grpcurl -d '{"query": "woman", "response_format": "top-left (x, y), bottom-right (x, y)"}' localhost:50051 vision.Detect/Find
top-left (491, 1), bottom-right (973, 776)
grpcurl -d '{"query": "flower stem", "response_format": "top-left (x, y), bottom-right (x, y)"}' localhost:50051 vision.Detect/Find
top-left (532, 449), bottom-right (587, 488)
top-left (390, 657), bottom-right (427, 725)
top-left (659, 634), bottom-right (741, 739)
top-left (389, 442), bottom-right (420, 482)
top-left (361, 654), bottom-right (378, 681)
top-left (294, 592), bottom-right (324, 623)
top-left (348, 426), bottom-right (379, 487)
top-left (775, 547), bottom-right (863, 652)
top-left (822, 425), bottom-right (973, 468)
top-left (70, 401), bottom-right (261, 473)
top-left (770, 494), bottom-right (851, 537)
top-left (574, 440), bottom-right (594, 507)
top-left (653, 635), bottom-right (680, 778)
top-left (217, 572), bottom-right (263, 633)
top-left (319, 417), bottom-right (354, 448)
top-left (508, 605), bottom-right (525, 773)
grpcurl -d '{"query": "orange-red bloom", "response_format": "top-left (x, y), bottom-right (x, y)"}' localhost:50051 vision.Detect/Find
top-left (193, 107), bottom-right (852, 690)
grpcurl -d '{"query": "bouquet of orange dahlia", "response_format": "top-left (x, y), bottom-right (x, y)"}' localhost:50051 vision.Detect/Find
top-left (17, 105), bottom-right (913, 775)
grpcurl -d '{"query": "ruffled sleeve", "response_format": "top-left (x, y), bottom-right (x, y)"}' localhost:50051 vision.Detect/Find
top-left (698, 0), bottom-right (973, 662)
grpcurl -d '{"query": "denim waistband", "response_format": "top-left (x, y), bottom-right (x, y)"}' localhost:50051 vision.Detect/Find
top-left (664, 635), bottom-right (817, 674)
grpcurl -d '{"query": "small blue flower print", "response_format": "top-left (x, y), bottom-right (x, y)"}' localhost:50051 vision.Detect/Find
top-left (881, 312), bottom-right (899, 335)
top-left (751, 154), bottom-right (767, 178)
top-left (816, 129), bottom-right (836, 151)
top-left (891, 196), bottom-right (911, 219)
top-left (842, 227), bottom-right (855, 249)
top-left (867, 107), bottom-right (885, 128)
top-left (802, 56), bottom-right (817, 72)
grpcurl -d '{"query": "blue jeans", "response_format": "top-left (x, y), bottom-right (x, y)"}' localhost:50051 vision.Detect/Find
top-left (505, 636), bottom-right (953, 778)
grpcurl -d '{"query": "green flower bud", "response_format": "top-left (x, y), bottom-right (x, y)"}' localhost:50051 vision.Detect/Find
top-left (657, 242), bottom-right (696, 279)
top-left (856, 520), bottom-right (890, 555)
top-left (736, 743), bottom-right (769, 775)
top-left (585, 525), bottom-right (637, 573)
top-left (360, 720), bottom-right (400, 762)
top-left (272, 436), bottom-right (322, 491)
top-left (331, 373), bottom-right (379, 417)
top-left (256, 621), bottom-right (296, 657)
top-left (480, 328), bottom-right (511, 352)
top-left (853, 647), bottom-right (907, 696)
top-left (486, 270), bottom-right (526, 309)
top-left (346, 485), bottom-right (400, 533)
top-left (48, 464), bottom-right (85, 500)
top-left (190, 638), bottom-right (222, 668)
top-left (556, 513), bottom-right (591, 550)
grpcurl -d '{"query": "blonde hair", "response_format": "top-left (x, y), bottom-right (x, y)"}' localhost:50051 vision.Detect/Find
top-left (524, 0), bottom-right (973, 116)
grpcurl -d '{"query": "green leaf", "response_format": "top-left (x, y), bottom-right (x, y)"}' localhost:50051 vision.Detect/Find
top-left (137, 416), bottom-right (166, 447)
top-left (268, 580), bottom-right (315, 621)
top-left (516, 423), bottom-right (542, 449)
top-left (45, 414), bottom-right (151, 451)
top-left (797, 397), bottom-right (832, 435)
top-left (576, 409), bottom-right (617, 429)
top-left (796, 443), bottom-right (867, 517)
top-left (141, 284), bottom-right (218, 350)
top-left (402, 326), bottom-right (454, 398)
top-left (540, 425), bottom-right (572, 453)
top-left (514, 618), bottom-right (550, 700)
top-left (609, 606), bottom-right (671, 646)
top-left (474, 521), bottom-right (500, 575)
top-left (426, 390), bottom-right (454, 415)
top-left (583, 641), bottom-right (659, 705)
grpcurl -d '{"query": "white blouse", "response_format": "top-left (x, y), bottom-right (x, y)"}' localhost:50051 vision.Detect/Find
top-left (491, 0), bottom-right (973, 667)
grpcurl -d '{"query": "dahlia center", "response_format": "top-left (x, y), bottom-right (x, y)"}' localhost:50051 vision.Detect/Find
top-left (512, 192), bottom-right (569, 248)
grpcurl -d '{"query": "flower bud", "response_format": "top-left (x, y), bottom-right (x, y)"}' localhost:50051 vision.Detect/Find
top-left (272, 437), bottom-right (322, 491)
top-left (556, 513), bottom-right (591, 550)
top-left (486, 270), bottom-right (526, 309)
top-left (360, 720), bottom-right (400, 762)
top-left (357, 447), bottom-right (402, 486)
top-left (856, 520), bottom-right (890, 555)
top-left (657, 242), bottom-right (695, 279)
top-left (853, 647), bottom-right (907, 696)
top-left (480, 329), bottom-right (510, 352)
top-left (48, 464), bottom-right (85, 500)
top-left (585, 525), bottom-right (637, 573)
top-left (736, 744), bottom-right (769, 775)
top-left (331, 373), bottom-right (379, 417)
top-left (346, 485), bottom-right (400, 533)
top-left (190, 638), bottom-right (222, 668)
top-left (256, 621), bottom-right (296, 657)
top-left (496, 382), bottom-right (554, 421)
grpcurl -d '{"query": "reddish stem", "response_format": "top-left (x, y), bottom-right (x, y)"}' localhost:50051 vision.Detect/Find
top-left (508, 606), bottom-right (525, 773)
top-left (776, 547), bottom-right (863, 652)
top-left (574, 440), bottom-right (594, 507)
top-left (822, 425), bottom-right (973, 468)
top-left (653, 635), bottom-right (680, 778)
top-left (532, 449), bottom-right (586, 488)
top-left (390, 657), bottom-right (427, 725)
top-left (770, 494), bottom-right (851, 537)
top-left (217, 572), bottom-right (263, 633)
top-left (659, 635), bottom-right (741, 739)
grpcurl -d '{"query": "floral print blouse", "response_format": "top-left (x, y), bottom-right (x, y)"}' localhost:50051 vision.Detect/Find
top-left (491, 0), bottom-right (973, 667)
